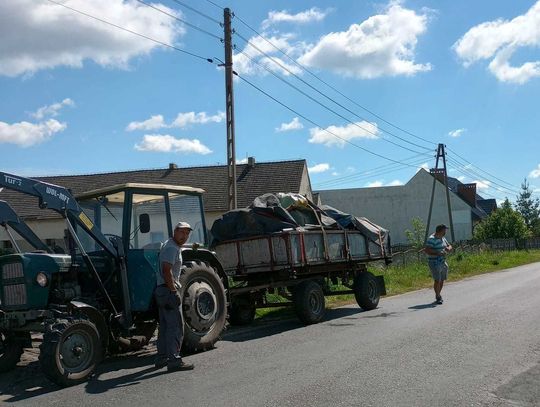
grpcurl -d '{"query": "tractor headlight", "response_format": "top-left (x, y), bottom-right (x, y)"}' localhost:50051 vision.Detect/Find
top-left (36, 272), bottom-right (48, 287)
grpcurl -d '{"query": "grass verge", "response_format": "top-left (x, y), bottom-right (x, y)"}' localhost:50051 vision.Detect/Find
top-left (255, 249), bottom-right (540, 321)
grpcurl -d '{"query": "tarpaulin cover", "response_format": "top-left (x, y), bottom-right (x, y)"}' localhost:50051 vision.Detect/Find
top-left (210, 193), bottom-right (391, 254)
top-left (320, 205), bottom-right (391, 250)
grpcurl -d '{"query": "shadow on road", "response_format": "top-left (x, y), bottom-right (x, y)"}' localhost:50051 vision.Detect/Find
top-left (408, 302), bottom-right (438, 310)
top-left (0, 349), bottom-right (166, 403)
top-left (224, 307), bottom-right (372, 343)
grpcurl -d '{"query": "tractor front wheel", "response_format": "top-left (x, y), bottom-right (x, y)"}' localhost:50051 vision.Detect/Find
top-left (39, 318), bottom-right (102, 387)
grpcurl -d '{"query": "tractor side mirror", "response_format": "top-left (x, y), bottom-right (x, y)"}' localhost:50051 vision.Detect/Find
top-left (139, 213), bottom-right (150, 233)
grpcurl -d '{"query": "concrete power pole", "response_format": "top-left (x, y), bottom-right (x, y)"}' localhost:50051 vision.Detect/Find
top-left (425, 143), bottom-right (455, 242)
top-left (223, 8), bottom-right (237, 210)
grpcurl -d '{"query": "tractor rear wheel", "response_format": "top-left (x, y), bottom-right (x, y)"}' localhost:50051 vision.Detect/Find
top-left (0, 332), bottom-right (24, 373)
top-left (179, 261), bottom-right (227, 352)
top-left (39, 318), bottom-right (102, 387)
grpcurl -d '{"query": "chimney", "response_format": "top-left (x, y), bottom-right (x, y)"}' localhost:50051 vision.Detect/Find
top-left (429, 168), bottom-right (446, 184)
top-left (168, 163), bottom-right (178, 170)
top-left (457, 183), bottom-right (477, 207)
top-left (247, 156), bottom-right (255, 167)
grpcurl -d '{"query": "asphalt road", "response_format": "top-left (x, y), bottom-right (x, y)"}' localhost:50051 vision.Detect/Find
top-left (2, 262), bottom-right (540, 406)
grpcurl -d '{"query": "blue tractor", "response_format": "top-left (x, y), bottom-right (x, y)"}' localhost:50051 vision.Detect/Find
top-left (0, 173), bottom-right (227, 386)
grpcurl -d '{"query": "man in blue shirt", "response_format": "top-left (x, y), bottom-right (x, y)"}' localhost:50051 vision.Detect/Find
top-left (424, 224), bottom-right (452, 304)
top-left (154, 221), bottom-right (194, 372)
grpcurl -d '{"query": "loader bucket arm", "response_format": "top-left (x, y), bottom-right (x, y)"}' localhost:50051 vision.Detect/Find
top-left (0, 172), bottom-right (132, 327)
top-left (0, 200), bottom-right (51, 253)
top-left (0, 172), bottom-right (116, 256)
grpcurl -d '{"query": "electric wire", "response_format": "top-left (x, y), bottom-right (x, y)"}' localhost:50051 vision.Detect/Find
top-left (46, 0), bottom-right (215, 63)
top-left (447, 147), bottom-right (518, 189)
top-left (236, 48), bottom-right (430, 155)
top-left (135, 0), bottom-right (222, 40)
top-left (204, 0), bottom-right (224, 10)
top-left (234, 31), bottom-right (434, 153)
top-left (233, 13), bottom-right (436, 146)
top-left (234, 72), bottom-right (427, 168)
top-left (168, 0), bottom-right (221, 25)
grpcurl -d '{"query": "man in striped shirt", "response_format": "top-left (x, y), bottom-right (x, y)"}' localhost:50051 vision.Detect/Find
top-left (424, 224), bottom-right (452, 304)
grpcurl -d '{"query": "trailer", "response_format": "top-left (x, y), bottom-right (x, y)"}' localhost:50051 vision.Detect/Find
top-left (213, 201), bottom-right (391, 325)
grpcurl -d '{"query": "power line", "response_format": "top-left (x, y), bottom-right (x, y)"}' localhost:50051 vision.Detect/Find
top-left (234, 31), bottom-right (434, 153)
top-left (46, 0), bottom-right (215, 63)
top-left (169, 0), bottom-right (221, 25)
top-left (314, 153), bottom-right (430, 187)
top-left (204, 0), bottom-right (224, 10)
top-left (235, 72), bottom-right (425, 168)
top-left (446, 157), bottom-right (521, 196)
top-left (447, 147), bottom-right (517, 189)
top-left (232, 13), bottom-right (436, 147)
top-left (135, 0), bottom-right (222, 40)
top-left (236, 48), bottom-right (430, 155)
top-left (314, 158), bottom-right (429, 189)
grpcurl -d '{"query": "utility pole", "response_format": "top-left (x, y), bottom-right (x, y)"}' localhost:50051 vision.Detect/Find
top-left (425, 143), bottom-right (455, 242)
top-left (223, 8), bottom-right (237, 210)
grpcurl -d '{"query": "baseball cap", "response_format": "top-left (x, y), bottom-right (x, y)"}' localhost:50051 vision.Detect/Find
top-left (174, 221), bottom-right (192, 230)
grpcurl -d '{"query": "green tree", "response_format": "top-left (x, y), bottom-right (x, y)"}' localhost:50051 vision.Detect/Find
top-left (514, 178), bottom-right (540, 232)
top-left (474, 198), bottom-right (530, 240)
top-left (405, 217), bottom-right (426, 248)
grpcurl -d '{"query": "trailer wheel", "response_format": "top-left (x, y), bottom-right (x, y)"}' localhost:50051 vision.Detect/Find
top-left (0, 332), bottom-right (24, 373)
top-left (354, 272), bottom-right (380, 311)
top-left (179, 261), bottom-right (227, 352)
top-left (39, 318), bottom-right (102, 387)
top-left (229, 296), bottom-right (256, 326)
top-left (293, 280), bottom-right (326, 325)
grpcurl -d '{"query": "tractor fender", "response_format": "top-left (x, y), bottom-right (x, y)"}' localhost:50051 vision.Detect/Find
top-left (68, 301), bottom-right (109, 349)
top-left (181, 248), bottom-right (228, 289)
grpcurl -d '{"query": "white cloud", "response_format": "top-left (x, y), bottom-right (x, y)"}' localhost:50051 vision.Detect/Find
top-left (308, 163), bottom-right (330, 174)
top-left (298, 2), bottom-right (431, 79)
top-left (366, 179), bottom-right (403, 187)
top-left (233, 34), bottom-right (306, 77)
top-left (127, 111), bottom-right (224, 131)
top-left (32, 98), bottom-right (74, 119)
top-left (529, 164), bottom-right (540, 178)
top-left (236, 158), bottom-right (249, 164)
top-left (262, 7), bottom-right (330, 29)
top-left (0, 0), bottom-right (185, 77)
top-left (454, 1), bottom-right (540, 84)
top-left (276, 117), bottom-right (304, 132)
top-left (172, 111), bottom-right (225, 128)
top-left (419, 163), bottom-right (429, 171)
top-left (472, 180), bottom-right (491, 190)
top-left (134, 135), bottom-right (212, 154)
top-left (457, 176), bottom-right (466, 182)
top-left (331, 172), bottom-right (339, 176)
top-left (448, 128), bottom-right (466, 138)
top-left (126, 115), bottom-right (166, 131)
top-left (309, 121), bottom-right (379, 147)
top-left (0, 119), bottom-right (66, 147)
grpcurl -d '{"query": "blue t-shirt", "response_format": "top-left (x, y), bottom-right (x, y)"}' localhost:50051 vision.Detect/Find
top-left (157, 238), bottom-right (182, 286)
top-left (425, 234), bottom-right (449, 261)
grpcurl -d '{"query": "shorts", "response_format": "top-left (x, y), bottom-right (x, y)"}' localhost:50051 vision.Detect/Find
top-left (428, 259), bottom-right (448, 281)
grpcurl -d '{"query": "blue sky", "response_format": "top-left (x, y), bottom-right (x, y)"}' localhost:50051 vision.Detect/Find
top-left (1, 0), bottom-right (540, 203)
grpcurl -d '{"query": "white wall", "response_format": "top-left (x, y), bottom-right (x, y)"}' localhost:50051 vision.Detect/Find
top-left (317, 170), bottom-right (473, 245)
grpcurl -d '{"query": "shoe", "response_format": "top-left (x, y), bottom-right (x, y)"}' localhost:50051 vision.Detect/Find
top-left (436, 295), bottom-right (443, 305)
top-left (154, 357), bottom-right (167, 369)
top-left (167, 360), bottom-right (194, 372)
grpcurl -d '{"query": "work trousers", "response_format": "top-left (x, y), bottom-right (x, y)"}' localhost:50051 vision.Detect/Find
top-left (155, 286), bottom-right (184, 360)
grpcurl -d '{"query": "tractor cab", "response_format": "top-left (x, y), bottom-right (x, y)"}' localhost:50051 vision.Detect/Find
top-left (76, 183), bottom-right (208, 252)
top-left (76, 183), bottom-right (208, 311)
